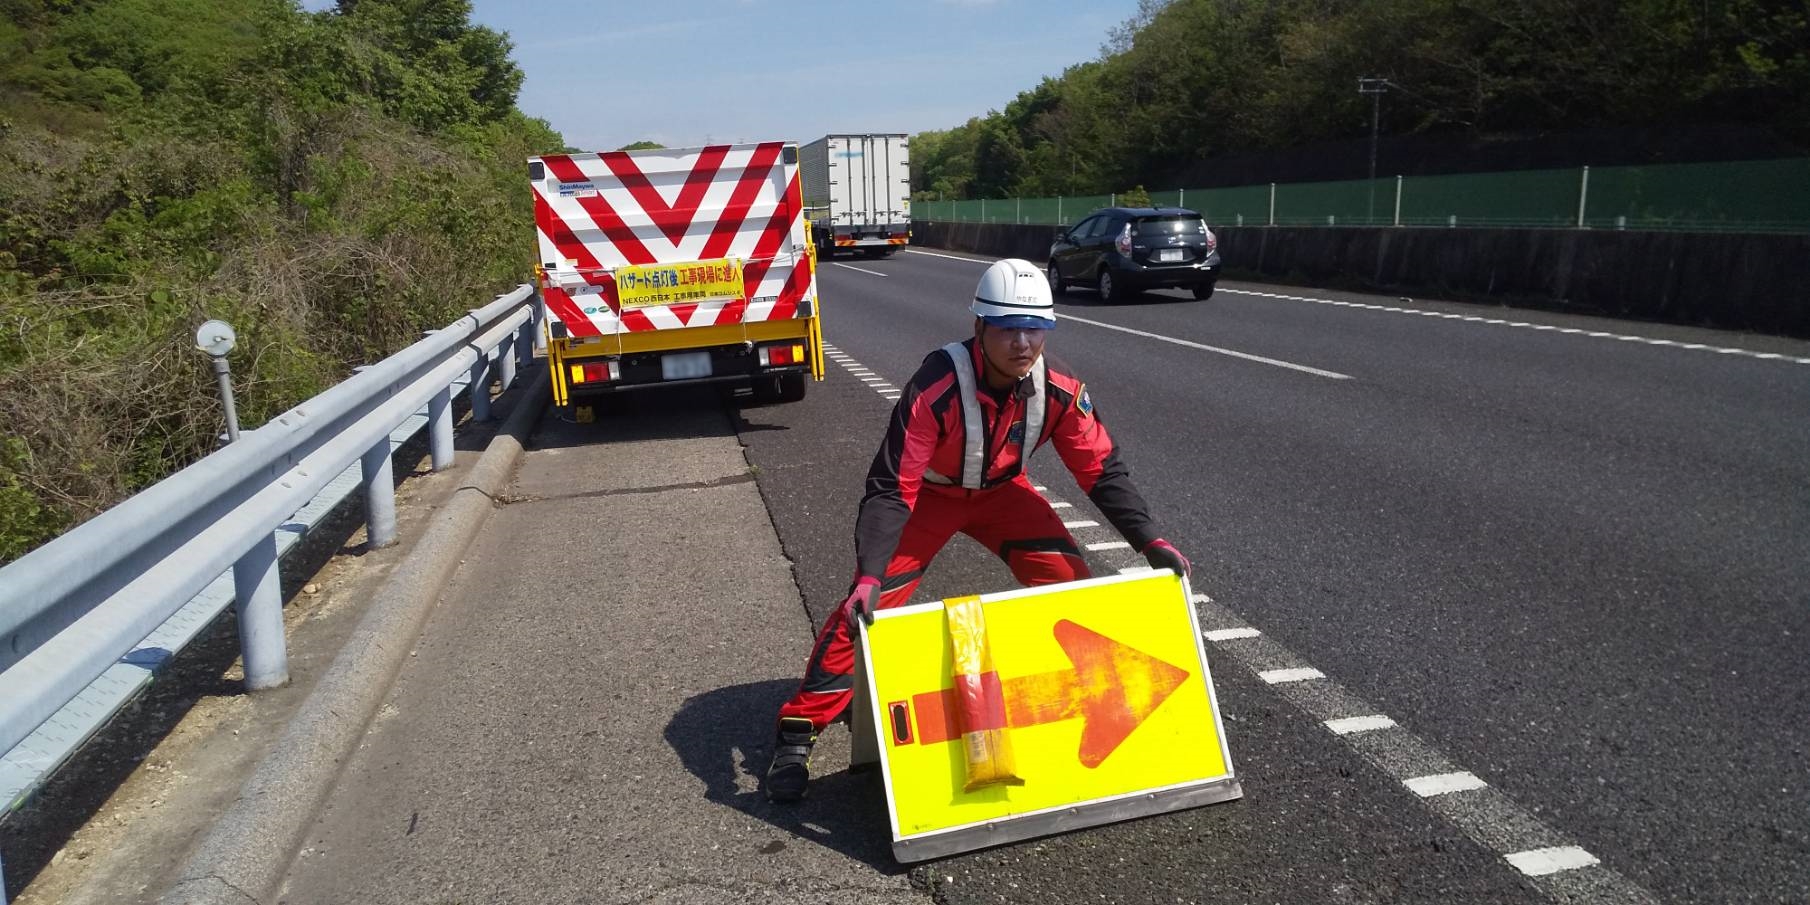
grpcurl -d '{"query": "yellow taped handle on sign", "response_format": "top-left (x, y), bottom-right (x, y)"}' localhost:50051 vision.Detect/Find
top-left (946, 595), bottom-right (1023, 791)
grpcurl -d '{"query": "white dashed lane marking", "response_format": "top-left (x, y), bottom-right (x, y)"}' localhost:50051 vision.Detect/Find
top-left (1325, 714), bottom-right (1397, 735)
top-left (1191, 591), bottom-right (1661, 903)
top-left (1405, 772), bottom-right (1490, 797)
top-left (1508, 847), bottom-right (1603, 877)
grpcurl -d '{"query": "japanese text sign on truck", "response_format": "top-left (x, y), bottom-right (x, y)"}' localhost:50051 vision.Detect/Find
top-left (528, 142), bottom-right (824, 409)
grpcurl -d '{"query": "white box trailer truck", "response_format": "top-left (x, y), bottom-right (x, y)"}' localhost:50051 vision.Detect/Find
top-left (800, 134), bottom-right (910, 258)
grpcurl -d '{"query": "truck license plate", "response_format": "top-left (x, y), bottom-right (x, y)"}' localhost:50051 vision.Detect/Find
top-left (661, 351), bottom-right (712, 380)
top-left (1156, 248), bottom-right (1185, 262)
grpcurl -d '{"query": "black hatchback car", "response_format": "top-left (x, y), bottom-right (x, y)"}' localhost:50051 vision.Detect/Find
top-left (1048, 207), bottom-right (1221, 302)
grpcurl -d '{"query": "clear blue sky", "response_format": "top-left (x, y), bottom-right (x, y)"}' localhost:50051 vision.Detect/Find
top-left (302, 0), bottom-right (1139, 150)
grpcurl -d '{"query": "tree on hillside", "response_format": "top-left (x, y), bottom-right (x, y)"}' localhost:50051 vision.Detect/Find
top-left (911, 0), bottom-right (1810, 200)
top-left (617, 140), bottom-right (664, 150)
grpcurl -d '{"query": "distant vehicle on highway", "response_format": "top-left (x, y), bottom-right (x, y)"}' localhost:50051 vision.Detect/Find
top-left (1048, 207), bottom-right (1221, 302)
top-left (800, 134), bottom-right (911, 259)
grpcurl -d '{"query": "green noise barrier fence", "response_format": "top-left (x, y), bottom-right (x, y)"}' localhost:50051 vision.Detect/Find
top-left (914, 158), bottom-right (1810, 234)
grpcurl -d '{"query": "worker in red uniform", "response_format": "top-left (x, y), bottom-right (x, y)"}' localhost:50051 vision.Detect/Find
top-left (764, 258), bottom-right (1192, 802)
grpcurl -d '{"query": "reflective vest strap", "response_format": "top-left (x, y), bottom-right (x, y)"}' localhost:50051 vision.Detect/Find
top-left (1025, 355), bottom-right (1047, 459)
top-left (942, 343), bottom-right (1048, 490)
top-left (941, 342), bottom-right (985, 489)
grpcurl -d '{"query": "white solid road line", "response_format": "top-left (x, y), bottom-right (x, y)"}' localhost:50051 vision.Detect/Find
top-left (895, 247), bottom-right (1810, 366)
top-left (1059, 313), bottom-right (1354, 380)
top-left (829, 262), bottom-right (889, 277)
top-left (899, 248), bottom-right (995, 264)
top-left (1219, 286), bottom-right (1810, 365)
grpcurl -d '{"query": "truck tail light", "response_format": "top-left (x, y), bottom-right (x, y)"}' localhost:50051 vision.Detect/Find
top-left (758, 344), bottom-right (806, 367)
top-left (569, 361), bottom-right (620, 384)
top-left (1116, 224), bottom-right (1133, 256)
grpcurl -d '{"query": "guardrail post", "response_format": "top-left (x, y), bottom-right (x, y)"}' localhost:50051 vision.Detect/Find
top-left (1394, 175), bottom-right (1403, 226)
top-left (468, 351), bottom-right (492, 422)
top-left (498, 333), bottom-right (517, 391)
top-left (231, 532), bottom-right (289, 690)
top-left (1269, 183), bottom-right (1276, 226)
top-left (517, 320), bottom-right (534, 370)
top-left (361, 436), bottom-right (397, 549)
top-left (531, 295), bottom-right (547, 356)
top-left (428, 385), bottom-right (454, 471)
top-left (1577, 165), bottom-right (1590, 228)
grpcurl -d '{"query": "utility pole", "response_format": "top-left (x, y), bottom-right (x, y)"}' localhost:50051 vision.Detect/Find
top-left (1358, 77), bottom-right (1390, 225)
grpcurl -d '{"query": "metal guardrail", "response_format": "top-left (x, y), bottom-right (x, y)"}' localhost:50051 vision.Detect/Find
top-left (0, 285), bottom-right (539, 902)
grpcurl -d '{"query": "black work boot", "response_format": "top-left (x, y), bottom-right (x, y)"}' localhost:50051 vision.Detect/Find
top-left (765, 717), bottom-right (817, 803)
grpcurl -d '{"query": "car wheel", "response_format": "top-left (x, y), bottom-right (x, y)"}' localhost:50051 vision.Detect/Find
top-left (1097, 268), bottom-right (1122, 303)
top-left (1192, 282), bottom-right (1216, 301)
top-left (1047, 260), bottom-right (1066, 295)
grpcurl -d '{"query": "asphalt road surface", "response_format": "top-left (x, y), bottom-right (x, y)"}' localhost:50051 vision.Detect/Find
top-left (276, 249), bottom-right (1808, 905)
top-left (740, 249), bottom-right (1810, 904)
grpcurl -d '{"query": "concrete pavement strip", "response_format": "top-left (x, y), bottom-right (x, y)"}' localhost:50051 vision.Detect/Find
top-left (159, 370), bottom-right (551, 905)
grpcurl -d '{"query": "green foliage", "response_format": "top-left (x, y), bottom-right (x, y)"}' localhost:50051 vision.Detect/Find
top-left (914, 0), bottom-right (1810, 199)
top-left (1118, 185), bottom-right (1152, 208)
top-left (617, 140), bottom-right (664, 151)
top-left (0, 0), bottom-right (567, 562)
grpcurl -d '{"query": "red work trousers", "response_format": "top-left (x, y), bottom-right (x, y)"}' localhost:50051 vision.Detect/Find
top-left (778, 476), bottom-right (1091, 731)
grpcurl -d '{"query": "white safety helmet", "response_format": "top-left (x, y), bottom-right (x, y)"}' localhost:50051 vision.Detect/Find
top-left (971, 258), bottom-right (1057, 329)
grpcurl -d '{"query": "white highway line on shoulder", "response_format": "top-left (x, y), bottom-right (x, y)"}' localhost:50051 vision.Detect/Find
top-left (1219, 287), bottom-right (1810, 365)
top-left (1085, 541), bottom-right (1130, 551)
top-left (1059, 313), bottom-right (1353, 380)
top-left (1192, 593), bottom-right (1660, 903)
top-left (829, 261), bottom-right (889, 277)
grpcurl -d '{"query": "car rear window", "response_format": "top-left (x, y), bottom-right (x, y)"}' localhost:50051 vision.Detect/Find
top-left (1133, 216), bottom-right (1205, 235)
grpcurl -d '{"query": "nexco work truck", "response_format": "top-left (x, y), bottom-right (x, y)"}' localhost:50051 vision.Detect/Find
top-left (528, 142), bottom-right (825, 409)
top-left (799, 134), bottom-right (911, 258)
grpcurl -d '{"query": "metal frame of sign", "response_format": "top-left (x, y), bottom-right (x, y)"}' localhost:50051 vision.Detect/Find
top-left (851, 570), bottom-right (1243, 863)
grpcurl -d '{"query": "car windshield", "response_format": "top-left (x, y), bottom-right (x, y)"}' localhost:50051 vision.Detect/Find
top-left (1133, 216), bottom-right (1204, 235)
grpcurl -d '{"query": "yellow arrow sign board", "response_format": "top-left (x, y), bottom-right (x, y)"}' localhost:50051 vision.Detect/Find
top-left (853, 571), bottom-right (1242, 862)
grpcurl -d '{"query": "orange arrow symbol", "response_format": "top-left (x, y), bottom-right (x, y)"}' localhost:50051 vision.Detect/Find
top-left (905, 619), bottom-right (1190, 768)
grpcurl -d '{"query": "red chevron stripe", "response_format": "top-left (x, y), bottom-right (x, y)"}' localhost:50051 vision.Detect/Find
top-left (540, 154), bottom-right (657, 266)
top-left (539, 285), bottom-right (601, 338)
top-left (700, 142), bottom-right (786, 262)
top-left (602, 145), bottom-right (729, 245)
top-left (740, 171), bottom-right (801, 293)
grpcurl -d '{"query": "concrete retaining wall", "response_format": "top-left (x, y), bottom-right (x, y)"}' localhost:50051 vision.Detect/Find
top-left (910, 220), bottom-right (1810, 338)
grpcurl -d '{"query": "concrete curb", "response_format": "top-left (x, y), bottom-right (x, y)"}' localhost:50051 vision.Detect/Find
top-left (160, 368), bottom-right (550, 905)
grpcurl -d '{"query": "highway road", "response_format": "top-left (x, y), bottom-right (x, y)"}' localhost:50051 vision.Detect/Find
top-left (269, 249), bottom-right (1808, 905)
top-left (743, 250), bottom-right (1810, 904)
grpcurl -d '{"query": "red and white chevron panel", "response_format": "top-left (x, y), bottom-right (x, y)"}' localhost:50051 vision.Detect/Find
top-left (531, 142), bottom-right (818, 337)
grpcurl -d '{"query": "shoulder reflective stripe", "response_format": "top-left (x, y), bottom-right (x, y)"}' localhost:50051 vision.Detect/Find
top-left (941, 342), bottom-right (985, 489)
top-left (1023, 355), bottom-right (1047, 463)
